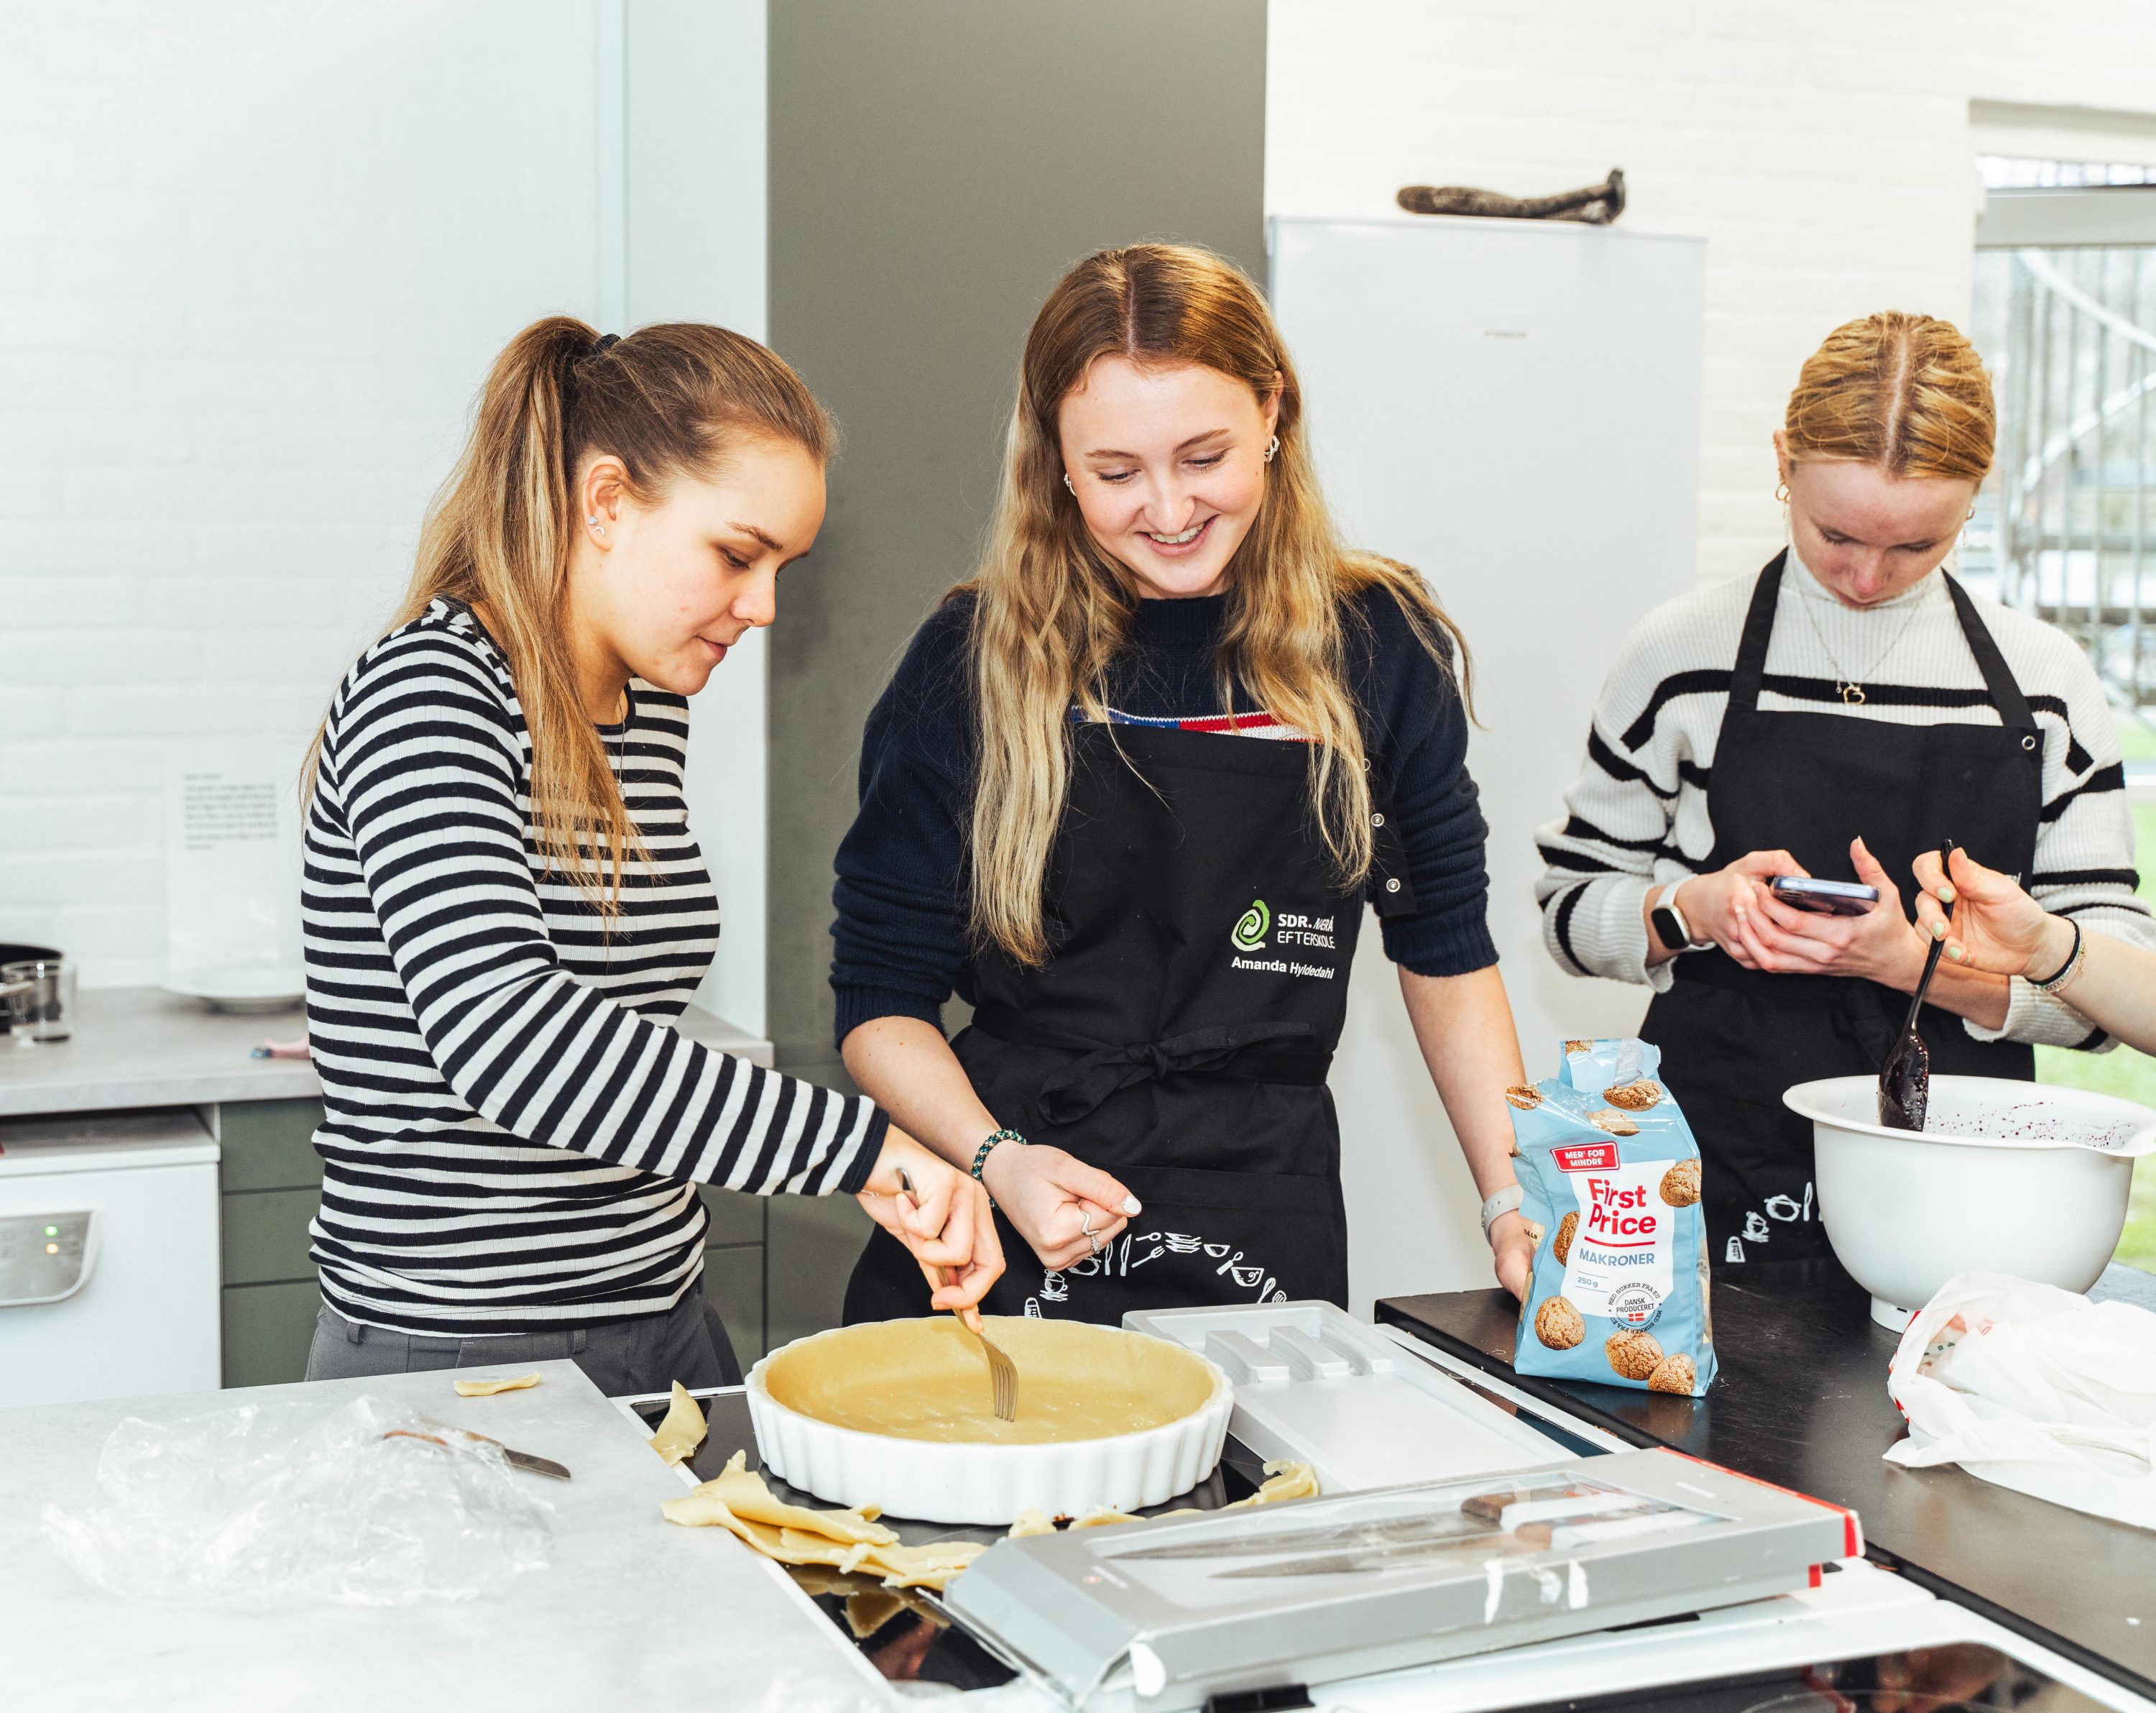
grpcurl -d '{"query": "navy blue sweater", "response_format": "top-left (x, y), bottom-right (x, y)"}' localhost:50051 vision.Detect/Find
top-left (830, 587), bottom-right (1497, 1044)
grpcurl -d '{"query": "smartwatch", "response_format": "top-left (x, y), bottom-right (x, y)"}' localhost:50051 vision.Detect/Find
top-left (1649, 883), bottom-right (1699, 955)
top-left (1478, 1183), bottom-right (1524, 1238)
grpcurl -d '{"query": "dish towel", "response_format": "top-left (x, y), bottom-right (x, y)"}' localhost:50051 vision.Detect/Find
top-left (1885, 1269), bottom-right (2156, 1530)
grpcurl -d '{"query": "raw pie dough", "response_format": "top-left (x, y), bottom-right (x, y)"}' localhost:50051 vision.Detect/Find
top-left (665, 1451), bottom-right (985, 1588)
top-left (761, 1316), bottom-right (1218, 1446)
top-left (665, 1451), bottom-right (1320, 1592)
top-left (453, 1371), bottom-right (542, 1397)
top-left (649, 1381), bottom-right (708, 1466)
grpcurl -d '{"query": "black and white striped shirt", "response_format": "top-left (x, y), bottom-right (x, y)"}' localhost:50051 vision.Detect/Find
top-left (1535, 550), bottom-right (2155, 1049)
top-left (303, 599), bottom-right (883, 1335)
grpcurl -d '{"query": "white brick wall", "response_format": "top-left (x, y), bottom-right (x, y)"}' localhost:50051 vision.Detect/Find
top-left (0, 3), bottom-right (599, 984)
top-left (1266, 0), bottom-right (2156, 588)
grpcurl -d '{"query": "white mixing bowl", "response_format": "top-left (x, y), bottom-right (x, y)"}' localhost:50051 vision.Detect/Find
top-left (1782, 1075), bottom-right (2152, 1331)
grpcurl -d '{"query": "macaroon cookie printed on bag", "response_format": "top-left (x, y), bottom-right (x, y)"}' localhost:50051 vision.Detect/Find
top-left (1510, 1039), bottom-right (1716, 1397)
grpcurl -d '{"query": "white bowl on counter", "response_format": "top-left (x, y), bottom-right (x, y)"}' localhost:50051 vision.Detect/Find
top-left (1783, 1075), bottom-right (2154, 1331)
top-left (745, 1317), bottom-right (1233, 1525)
top-left (162, 963), bottom-right (306, 1014)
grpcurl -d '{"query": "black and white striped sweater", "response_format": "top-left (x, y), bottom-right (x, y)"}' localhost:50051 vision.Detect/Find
top-left (1534, 550), bottom-right (2155, 1048)
top-left (302, 599), bottom-right (883, 1335)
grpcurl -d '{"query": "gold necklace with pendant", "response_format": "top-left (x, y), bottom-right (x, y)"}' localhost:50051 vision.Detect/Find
top-left (1796, 583), bottom-right (1927, 707)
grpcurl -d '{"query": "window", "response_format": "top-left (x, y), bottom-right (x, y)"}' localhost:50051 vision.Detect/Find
top-left (1966, 157), bottom-right (2156, 762)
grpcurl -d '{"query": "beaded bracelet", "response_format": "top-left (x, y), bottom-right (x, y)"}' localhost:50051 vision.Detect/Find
top-left (2030, 918), bottom-right (2086, 996)
top-left (972, 1129), bottom-right (1026, 1210)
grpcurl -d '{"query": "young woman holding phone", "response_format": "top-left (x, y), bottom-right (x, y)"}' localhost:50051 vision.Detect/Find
top-left (1537, 312), bottom-right (2154, 1264)
top-left (831, 244), bottom-right (1534, 1324)
top-left (300, 318), bottom-right (998, 1395)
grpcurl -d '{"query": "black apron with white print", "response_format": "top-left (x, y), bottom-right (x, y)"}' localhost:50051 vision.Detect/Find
top-left (843, 717), bottom-right (1416, 1324)
top-left (1641, 553), bottom-right (2042, 1264)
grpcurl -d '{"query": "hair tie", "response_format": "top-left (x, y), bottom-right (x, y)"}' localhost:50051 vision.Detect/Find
top-left (593, 332), bottom-right (620, 355)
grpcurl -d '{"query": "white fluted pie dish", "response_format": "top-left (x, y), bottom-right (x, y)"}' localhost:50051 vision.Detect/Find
top-left (745, 1316), bottom-right (1233, 1525)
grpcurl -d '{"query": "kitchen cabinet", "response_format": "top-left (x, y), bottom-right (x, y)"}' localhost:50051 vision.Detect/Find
top-left (208, 1103), bottom-right (773, 1384)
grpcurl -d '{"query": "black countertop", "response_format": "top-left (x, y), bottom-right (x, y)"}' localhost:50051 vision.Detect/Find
top-left (1378, 1259), bottom-right (2156, 1702)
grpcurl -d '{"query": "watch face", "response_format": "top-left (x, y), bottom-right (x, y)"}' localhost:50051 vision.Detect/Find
top-left (1651, 907), bottom-right (1685, 953)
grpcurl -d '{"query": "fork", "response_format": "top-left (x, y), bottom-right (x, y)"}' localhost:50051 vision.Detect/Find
top-left (898, 1167), bottom-right (1018, 1422)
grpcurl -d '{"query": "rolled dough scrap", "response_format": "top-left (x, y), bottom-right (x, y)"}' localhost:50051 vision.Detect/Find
top-left (764, 1316), bottom-right (1219, 1445)
top-left (649, 1380), bottom-right (707, 1466)
top-left (842, 1587), bottom-right (908, 1640)
top-left (1241, 1459), bottom-right (1319, 1506)
top-left (453, 1371), bottom-right (541, 1397)
top-left (1002, 1461), bottom-right (1319, 1538)
top-left (665, 1452), bottom-right (1316, 1593)
top-left (699, 1450), bottom-right (894, 1543)
top-left (662, 1451), bottom-right (985, 1590)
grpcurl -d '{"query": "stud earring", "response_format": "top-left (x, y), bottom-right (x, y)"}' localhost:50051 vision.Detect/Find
top-left (589, 515), bottom-right (604, 535)
top-left (1063, 474), bottom-right (1075, 495)
top-left (1263, 435), bottom-right (1280, 464)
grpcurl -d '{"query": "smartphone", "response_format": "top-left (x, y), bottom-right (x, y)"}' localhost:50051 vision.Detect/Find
top-left (1769, 876), bottom-right (1879, 917)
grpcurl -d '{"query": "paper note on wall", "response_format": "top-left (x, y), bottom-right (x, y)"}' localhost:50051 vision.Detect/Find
top-left (165, 744), bottom-right (304, 981)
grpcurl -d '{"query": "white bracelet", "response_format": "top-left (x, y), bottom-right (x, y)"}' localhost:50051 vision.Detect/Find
top-left (1479, 1184), bottom-right (1524, 1238)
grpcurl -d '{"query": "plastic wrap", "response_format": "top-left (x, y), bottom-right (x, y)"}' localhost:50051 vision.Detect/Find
top-left (42, 1392), bottom-right (553, 1607)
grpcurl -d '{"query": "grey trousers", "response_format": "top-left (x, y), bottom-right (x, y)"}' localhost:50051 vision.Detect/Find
top-left (304, 1288), bottom-right (743, 1396)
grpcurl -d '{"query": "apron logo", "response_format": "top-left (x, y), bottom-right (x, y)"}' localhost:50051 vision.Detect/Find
top-left (1231, 899), bottom-right (1271, 952)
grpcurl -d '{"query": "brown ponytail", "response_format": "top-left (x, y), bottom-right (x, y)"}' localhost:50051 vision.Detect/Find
top-left (308, 316), bottom-right (834, 911)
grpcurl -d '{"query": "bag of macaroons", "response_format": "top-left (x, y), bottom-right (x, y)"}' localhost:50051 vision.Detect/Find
top-left (1507, 1038), bottom-right (1716, 1397)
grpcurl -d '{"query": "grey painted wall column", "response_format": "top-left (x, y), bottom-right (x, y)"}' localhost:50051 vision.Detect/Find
top-left (761, 0), bottom-right (1264, 1344)
top-left (766, 0), bottom-right (1268, 1086)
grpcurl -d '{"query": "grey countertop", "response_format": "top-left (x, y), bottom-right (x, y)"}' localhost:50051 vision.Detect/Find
top-left (0, 986), bottom-right (774, 1119)
top-left (1379, 1259), bottom-right (2156, 1700)
top-left (0, 1359), bottom-right (895, 1709)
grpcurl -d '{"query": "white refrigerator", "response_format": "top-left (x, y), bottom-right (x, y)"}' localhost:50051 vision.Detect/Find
top-left (1269, 213), bottom-right (1707, 1310)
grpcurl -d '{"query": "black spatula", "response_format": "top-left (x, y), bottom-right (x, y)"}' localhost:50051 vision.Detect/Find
top-left (1879, 839), bottom-right (1955, 1131)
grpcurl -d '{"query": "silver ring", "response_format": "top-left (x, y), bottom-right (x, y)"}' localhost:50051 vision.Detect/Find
top-left (1087, 1229), bottom-right (1104, 1256)
top-left (1081, 1208), bottom-right (1095, 1237)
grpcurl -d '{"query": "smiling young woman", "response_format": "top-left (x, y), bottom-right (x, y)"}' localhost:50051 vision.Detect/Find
top-left (830, 245), bottom-right (1537, 1325)
top-left (1536, 311), bottom-right (2156, 1267)
top-left (298, 318), bottom-right (999, 1395)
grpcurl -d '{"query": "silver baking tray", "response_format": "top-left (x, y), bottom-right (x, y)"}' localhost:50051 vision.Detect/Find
top-left (944, 1446), bottom-right (1865, 1711)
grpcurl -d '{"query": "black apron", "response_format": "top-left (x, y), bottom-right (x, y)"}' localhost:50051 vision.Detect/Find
top-left (843, 718), bottom-right (1418, 1325)
top-left (1642, 553), bottom-right (2042, 1263)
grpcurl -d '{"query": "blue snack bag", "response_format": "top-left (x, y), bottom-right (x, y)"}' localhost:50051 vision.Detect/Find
top-left (1508, 1037), bottom-right (1716, 1397)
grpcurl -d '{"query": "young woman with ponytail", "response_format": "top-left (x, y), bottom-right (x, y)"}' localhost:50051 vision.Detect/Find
top-left (300, 318), bottom-right (999, 1394)
top-left (831, 245), bottom-right (1535, 1325)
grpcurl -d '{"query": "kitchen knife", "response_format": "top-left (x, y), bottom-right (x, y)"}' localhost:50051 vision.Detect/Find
top-left (383, 1426), bottom-right (572, 1480)
top-left (494, 1444), bottom-right (573, 1481)
top-left (1210, 1533), bottom-right (1542, 1579)
top-left (1214, 1509), bottom-right (1711, 1577)
top-left (1115, 1512), bottom-right (1502, 1562)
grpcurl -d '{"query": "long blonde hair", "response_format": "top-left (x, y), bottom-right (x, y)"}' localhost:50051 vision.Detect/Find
top-left (967, 244), bottom-right (1470, 966)
top-left (1784, 311), bottom-right (1995, 480)
top-left (307, 316), bottom-right (834, 910)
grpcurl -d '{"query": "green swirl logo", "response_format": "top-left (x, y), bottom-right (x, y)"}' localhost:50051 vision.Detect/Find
top-left (1231, 899), bottom-right (1271, 952)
